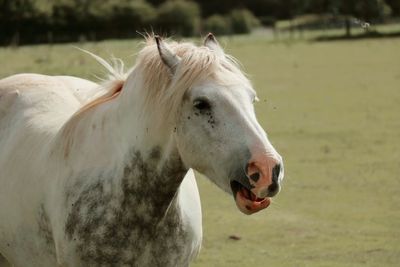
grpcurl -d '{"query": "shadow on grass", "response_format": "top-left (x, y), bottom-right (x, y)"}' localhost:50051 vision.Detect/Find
top-left (314, 30), bottom-right (400, 42)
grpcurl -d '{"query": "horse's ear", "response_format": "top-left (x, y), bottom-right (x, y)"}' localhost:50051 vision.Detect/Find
top-left (204, 33), bottom-right (224, 57)
top-left (155, 35), bottom-right (181, 74)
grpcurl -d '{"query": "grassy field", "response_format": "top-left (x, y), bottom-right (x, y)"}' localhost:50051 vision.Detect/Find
top-left (0, 35), bottom-right (399, 266)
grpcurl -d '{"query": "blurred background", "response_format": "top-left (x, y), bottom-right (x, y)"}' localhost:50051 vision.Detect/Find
top-left (0, 0), bottom-right (399, 267)
top-left (1, 0), bottom-right (400, 45)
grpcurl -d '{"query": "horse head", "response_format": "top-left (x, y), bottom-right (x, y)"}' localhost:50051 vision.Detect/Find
top-left (155, 34), bottom-right (284, 214)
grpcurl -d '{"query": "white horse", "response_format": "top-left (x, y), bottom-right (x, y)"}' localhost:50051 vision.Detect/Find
top-left (0, 34), bottom-right (283, 267)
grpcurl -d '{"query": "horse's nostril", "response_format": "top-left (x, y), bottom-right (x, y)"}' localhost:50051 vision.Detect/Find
top-left (247, 162), bottom-right (261, 183)
top-left (268, 182), bottom-right (277, 192)
top-left (249, 172), bottom-right (260, 182)
top-left (267, 164), bottom-right (281, 197)
top-left (272, 164), bottom-right (281, 184)
top-left (267, 181), bottom-right (279, 197)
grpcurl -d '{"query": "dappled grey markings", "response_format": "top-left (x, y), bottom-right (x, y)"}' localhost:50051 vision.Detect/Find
top-left (65, 147), bottom-right (189, 266)
top-left (37, 204), bottom-right (56, 256)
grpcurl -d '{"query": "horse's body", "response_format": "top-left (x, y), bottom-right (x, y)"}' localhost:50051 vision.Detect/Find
top-left (0, 35), bottom-right (283, 266)
top-left (0, 73), bottom-right (201, 266)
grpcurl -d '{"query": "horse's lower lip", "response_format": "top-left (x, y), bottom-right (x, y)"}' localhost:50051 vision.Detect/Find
top-left (230, 181), bottom-right (271, 215)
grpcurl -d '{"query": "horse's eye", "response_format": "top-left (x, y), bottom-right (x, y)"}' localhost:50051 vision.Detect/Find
top-left (193, 99), bottom-right (211, 111)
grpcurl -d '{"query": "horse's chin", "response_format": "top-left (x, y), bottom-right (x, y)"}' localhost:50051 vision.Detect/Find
top-left (230, 181), bottom-right (271, 215)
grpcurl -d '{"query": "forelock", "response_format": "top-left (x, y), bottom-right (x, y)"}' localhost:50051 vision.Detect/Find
top-left (135, 36), bottom-right (250, 125)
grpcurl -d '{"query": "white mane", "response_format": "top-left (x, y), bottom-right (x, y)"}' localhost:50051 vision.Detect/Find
top-left (74, 35), bottom-right (251, 122)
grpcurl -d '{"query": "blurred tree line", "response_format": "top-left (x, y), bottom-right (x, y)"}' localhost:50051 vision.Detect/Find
top-left (0, 0), bottom-right (399, 45)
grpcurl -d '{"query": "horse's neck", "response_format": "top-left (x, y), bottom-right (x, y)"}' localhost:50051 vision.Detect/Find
top-left (120, 143), bottom-right (187, 220)
top-left (59, 73), bottom-right (187, 220)
top-left (59, 71), bottom-right (171, 168)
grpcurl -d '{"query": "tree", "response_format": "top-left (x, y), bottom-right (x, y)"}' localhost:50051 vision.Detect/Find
top-left (299, 0), bottom-right (393, 37)
top-left (230, 9), bottom-right (260, 34)
top-left (333, 0), bottom-right (392, 36)
top-left (0, 0), bottom-right (42, 44)
top-left (193, 0), bottom-right (243, 17)
top-left (146, 0), bottom-right (166, 6)
top-left (204, 14), bottom-right (232, 35)
top-left (386, 0), bottom-right (400, 16)
top-left (99, 0), bottom-right (156, 38)
top-left (156, 0), bottom-right (201, 36)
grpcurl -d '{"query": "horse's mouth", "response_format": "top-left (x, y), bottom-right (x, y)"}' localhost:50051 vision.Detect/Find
top-left (230, 181), bottom-right (271, 215)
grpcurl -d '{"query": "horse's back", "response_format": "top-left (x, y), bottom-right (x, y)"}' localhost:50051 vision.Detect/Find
top-left (0, 73), bottom-right (99, 113)
top-left (0, 73), bottom-right (98, 170)
top-left (0, 72), bottom-right (99, 192)
top-left (0, 73), bottom-right (99, 267)
top-left (0, 73), bottom-right (100, 143)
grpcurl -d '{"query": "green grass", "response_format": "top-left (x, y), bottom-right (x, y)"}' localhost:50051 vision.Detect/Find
top-left (1, 35), bottom-right (400, 266)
